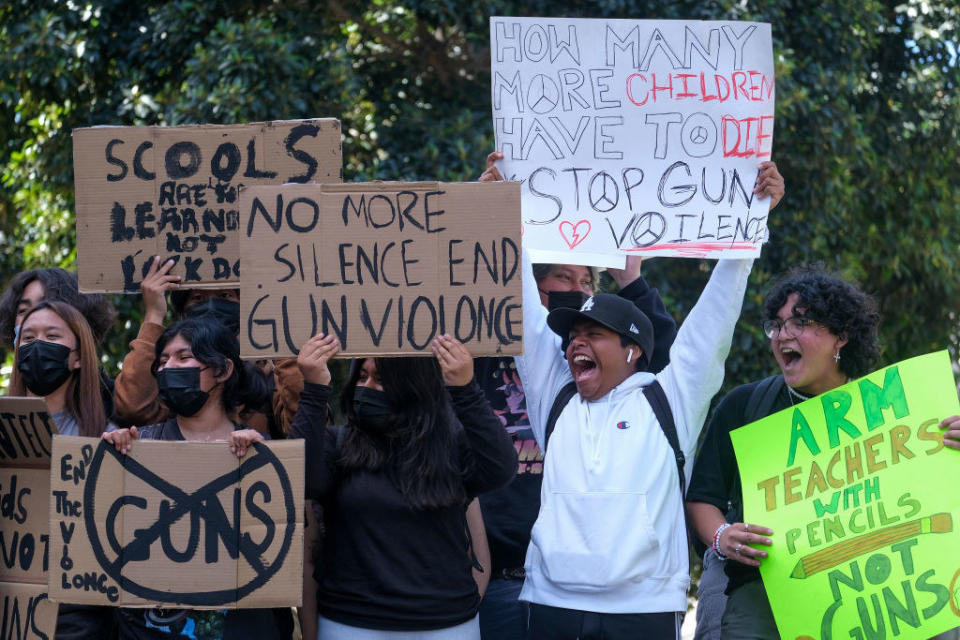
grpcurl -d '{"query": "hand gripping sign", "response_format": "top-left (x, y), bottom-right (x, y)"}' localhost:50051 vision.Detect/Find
top-left (49, 436), bottom-right (304, 608)
top-left (490, 17), bottom-right (775, 267)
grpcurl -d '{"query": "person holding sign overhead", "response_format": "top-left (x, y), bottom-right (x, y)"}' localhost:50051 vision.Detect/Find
top-left (112, 254), bottom-right (303, 436)
top-left (99, 315), bottom-right (295, 639)
top-left (511, 240), bottom-right (753, 638)
top-left (476, 150), bottom-right (683, 640)
top-left (686, 266), bottom-right (887, 638)
top-left (290, 332), bottom-right (518, 639)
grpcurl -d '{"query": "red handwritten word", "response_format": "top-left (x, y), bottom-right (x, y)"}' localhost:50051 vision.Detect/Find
top-left (721, 115), bottom-right (774, 159)
top-left (625, 71), bottom-right (774, 106)
top-left (625, 241), bottom-right (758, 258)
top-left (559, 220), bottom-right (591, 249)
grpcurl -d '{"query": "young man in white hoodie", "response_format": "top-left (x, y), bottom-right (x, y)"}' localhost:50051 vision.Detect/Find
top-left (513, 249), bottom-right (754, 639)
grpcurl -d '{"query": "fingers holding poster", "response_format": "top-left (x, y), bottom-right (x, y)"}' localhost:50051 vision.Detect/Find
top-left (48, 437), bottom-right (304, 608)
top-left (490, 17), bottom-right (775, 266)
top-left (731, 351), bottom-right (960, 640)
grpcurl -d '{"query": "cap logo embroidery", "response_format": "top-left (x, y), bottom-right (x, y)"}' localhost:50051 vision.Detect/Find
top-left (580, 297), bottom-right (595, 312)
top-left (616, 421), bottom-right (630, 430)
top-left (629, 323), bottom-right (640, 334)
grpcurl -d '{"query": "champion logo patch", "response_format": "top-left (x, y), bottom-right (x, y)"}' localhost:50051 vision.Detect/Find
top-left (629, 323), bottom-right (640, 334)
top-left (616, 421), bottom-right (630, 430)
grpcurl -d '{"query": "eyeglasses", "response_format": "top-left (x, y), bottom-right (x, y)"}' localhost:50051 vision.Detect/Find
top-left (762, 316), bottom-right (821, 339)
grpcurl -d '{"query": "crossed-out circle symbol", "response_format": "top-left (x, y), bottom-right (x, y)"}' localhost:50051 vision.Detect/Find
top-left (527, 74), bottom-right (559, 114)
top-left (689, 126), bottom-right (709, 144)
top-left (84, 440), bottom-right (296, 606)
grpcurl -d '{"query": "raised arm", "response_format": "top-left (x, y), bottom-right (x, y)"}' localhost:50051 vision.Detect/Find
top-left (512, 249), bottom-right (575, 447)
top-left (656, 259), bottom-right (754, 453)
top-left (113, 256), bottom-right (178, 426)
top-left (288, 333), bottom-right (340, 499)
top-left (272, 357), bottom-right (305, 434)
top-left (432, 334), bottom-right (518, 496)
top-left (610, 255), bottom-right (678, 374)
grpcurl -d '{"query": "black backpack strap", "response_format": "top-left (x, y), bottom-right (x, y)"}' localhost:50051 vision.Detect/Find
top-left (643, 380), bottom-right (684, 496)
top-left (745, 374), bottom-right (786, 425)
top-left (544, 381), bottom-right (578, 453)
top-left (729, 374), bottom-right (786, 519)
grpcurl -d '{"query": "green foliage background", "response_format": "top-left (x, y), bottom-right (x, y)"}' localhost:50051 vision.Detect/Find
top-left (1, 0), bottom-right (958, 388)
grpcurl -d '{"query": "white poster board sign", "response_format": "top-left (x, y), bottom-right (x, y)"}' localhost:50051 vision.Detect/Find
top-left (490, 17), bottom-right (775, 266)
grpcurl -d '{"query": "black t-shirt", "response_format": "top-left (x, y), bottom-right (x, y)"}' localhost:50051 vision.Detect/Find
top-left (687, 379), bottom-right (791, 594)
top-left (114, 419), bottom-right (294, 640)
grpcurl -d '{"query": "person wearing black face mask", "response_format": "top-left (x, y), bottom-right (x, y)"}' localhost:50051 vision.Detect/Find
top-left (100, 317), bottom-right (295, 640)
top-left (0, 267), bottom-right (118, 422)
top-left (7, 302), bottom-right (122, 640)
top-left (112, 255), bottom-right (304, 438)
top-left (9, 301), bottom-right (112, 437)
top-left (289, 333), bottom-right (518, 638)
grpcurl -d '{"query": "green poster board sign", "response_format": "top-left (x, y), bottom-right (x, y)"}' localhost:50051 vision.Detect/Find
top-left (731, 351), bottom-right (960, 640)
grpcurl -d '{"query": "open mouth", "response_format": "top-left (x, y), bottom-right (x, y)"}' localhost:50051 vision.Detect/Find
top-left (780, 347), bottom-right (801, 368)
top-left (571, 353), bottom-right (598, 383)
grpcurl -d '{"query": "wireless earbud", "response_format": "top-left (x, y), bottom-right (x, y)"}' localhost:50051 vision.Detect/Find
top-left (627, 349), bottom-right (634, 364)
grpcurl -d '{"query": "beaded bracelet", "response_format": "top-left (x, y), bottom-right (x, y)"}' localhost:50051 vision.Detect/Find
top-left (712, 523), bottom-right (732, 560)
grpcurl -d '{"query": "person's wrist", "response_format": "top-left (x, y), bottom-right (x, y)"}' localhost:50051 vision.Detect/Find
top-left (713, 523), bottom-right (732, 560)
top-left (303, 371), bottom-right (330, 385)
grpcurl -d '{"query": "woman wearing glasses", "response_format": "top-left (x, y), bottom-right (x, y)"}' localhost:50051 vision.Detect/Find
top-left (684, 265), bottom-right (883, 639)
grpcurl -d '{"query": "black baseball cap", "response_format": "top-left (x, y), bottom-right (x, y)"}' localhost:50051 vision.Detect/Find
top-left (547, 293), bottom-right (655, 370)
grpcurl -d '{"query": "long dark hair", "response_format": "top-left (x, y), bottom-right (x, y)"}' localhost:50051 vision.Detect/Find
top-left (764, 264), bottom-right (881, 379)
top-left (9, 302), bottom-right (106, 437)
top-left (0, 268), bottom-right (116, 349)
top-left (152, 317), bottom-right (268, 414)
top-left (337, 357), bottom-right (466, 510)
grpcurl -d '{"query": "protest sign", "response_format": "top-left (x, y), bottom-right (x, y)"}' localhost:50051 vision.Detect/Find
top-left (49, 437), bottom-right (304, 609)
top-left (239, 181), bottom-right (522, 358)
top-left (490, 17), bottom-right (775, 266)
top-left (731, 351), bottom-right (960, 640)
top-left (74, 119), bottom-right (342, 292)
top-left (0, 397), bottom-right (59, 639)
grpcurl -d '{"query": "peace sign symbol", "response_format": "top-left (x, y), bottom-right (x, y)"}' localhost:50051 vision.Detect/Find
top-left (689, 126), bottom-right (709, 144)
top-left (527, 74), bottom-right (560, 114)
top-left (588, 171), bottom-right (619, 213)
top-left (631, 212), bottom-right (666, 248)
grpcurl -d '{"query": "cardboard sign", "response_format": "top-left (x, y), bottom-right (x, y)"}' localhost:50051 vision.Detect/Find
top-left (239, 181), bottom-right (523, 358)
top-left (0, 397), bottom-right (59, 640)
top-left (730, 351), bottom-right (960, 640)
top-left (74, 119), bottom-right (342, 292)
top-left (49, 437), bottom-right (304, 609)
top-left (490, 17), bottom-right (775, 266)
